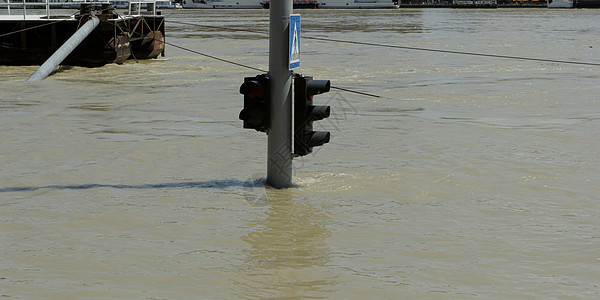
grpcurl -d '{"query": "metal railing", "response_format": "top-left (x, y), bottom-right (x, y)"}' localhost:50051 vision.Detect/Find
top-left (2, 0), bottom-right (51, 18)
top-left (1, 0), bottom-right (108, 18)
top-left (2, 1), bottom-right (161, 19)
top-left (128, 1), bottom-right (160, 16)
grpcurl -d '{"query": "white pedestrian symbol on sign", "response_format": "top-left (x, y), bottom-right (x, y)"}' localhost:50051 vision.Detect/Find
top-left (290, 24), bottom-right (300, 64)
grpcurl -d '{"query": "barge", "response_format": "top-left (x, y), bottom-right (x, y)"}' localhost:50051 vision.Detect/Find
top-left (0, 0), bottom-right (165, 67)
top-left (261, 0), bottom-right (320, 9)
top-left (180, 0), bottom-right (399, 9)
top-left (452, 0), bottom-right (498, 7)
top-left (573, 0), bottom-right (600, 7)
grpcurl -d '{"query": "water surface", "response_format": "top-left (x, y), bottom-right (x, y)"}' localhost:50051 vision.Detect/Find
top-left (1, 8), bottom-right (599, 299)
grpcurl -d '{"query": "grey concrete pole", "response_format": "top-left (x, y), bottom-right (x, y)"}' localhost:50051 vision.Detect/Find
top-left (27, 16), bottom-right (100, 82)
top-left (267, 0), bottom-right (293, 188)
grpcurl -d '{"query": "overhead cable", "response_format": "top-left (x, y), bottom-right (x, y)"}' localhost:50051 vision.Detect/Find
top-left (167, 20), bottom-right (600, 68)
top-left (0, 19), bottom-right (69, 38)
top-left (166, 41), bottom-right (379, 98)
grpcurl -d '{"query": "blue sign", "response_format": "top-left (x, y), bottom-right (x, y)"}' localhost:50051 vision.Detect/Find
top-left (289, 14), bottom-right (300, 70)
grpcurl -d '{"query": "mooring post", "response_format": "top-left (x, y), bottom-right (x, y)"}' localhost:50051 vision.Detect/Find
top-left (267, 0), bottom-right (293, 188)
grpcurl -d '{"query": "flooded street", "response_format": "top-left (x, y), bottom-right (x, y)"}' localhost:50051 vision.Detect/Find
top-left (1, 8), bottom-right (599, 298)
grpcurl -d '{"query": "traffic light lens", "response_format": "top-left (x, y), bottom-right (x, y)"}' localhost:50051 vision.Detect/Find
top-left (310, 105), bottom-right (330, 121)
top-left (248, 84), bottom-right (262, 101)
top-left (307, 79), bottom-right (330, 96)
top-left (241, 80), bottom-right (264, 101)
top-left (245, 107), bottom-right (266, 127)
top-left (308, 131), bottom-right (330, 147)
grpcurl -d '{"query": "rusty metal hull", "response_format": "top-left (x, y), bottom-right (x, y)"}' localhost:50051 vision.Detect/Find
top-left (127, 15), bottom-right (165, 60)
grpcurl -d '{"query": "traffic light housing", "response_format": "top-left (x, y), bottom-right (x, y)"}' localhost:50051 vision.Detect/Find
top-left (294, 75), bottom-right (331, 157)
top-left (239, 74), bottom-right (270, 132)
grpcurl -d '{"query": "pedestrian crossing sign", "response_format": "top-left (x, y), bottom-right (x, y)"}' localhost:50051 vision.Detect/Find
top-left (289, 14), bottom-right (300, 70)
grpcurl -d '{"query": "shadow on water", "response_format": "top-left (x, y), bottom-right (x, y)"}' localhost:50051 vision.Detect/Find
top-left (0, 179), bottom-right (266, 193)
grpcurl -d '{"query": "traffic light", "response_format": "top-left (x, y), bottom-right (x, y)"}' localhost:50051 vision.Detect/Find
top-left (294, 74), bottom-right (331, 157)
top-left (239, 74), bottom-right (270, 132)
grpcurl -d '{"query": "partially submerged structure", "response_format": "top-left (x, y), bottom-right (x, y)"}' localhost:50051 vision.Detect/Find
top-left (0, 0), bottom-right (165, 68)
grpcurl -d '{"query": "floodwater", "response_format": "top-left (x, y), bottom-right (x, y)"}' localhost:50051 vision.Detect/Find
top-left (1, 8), bottom-right (599, 299)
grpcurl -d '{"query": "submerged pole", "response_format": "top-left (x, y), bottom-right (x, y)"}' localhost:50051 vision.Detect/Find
top-left (27, 16), bottom-right (100, 82)
top-left (267, 0), bottom-right (293, 188)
